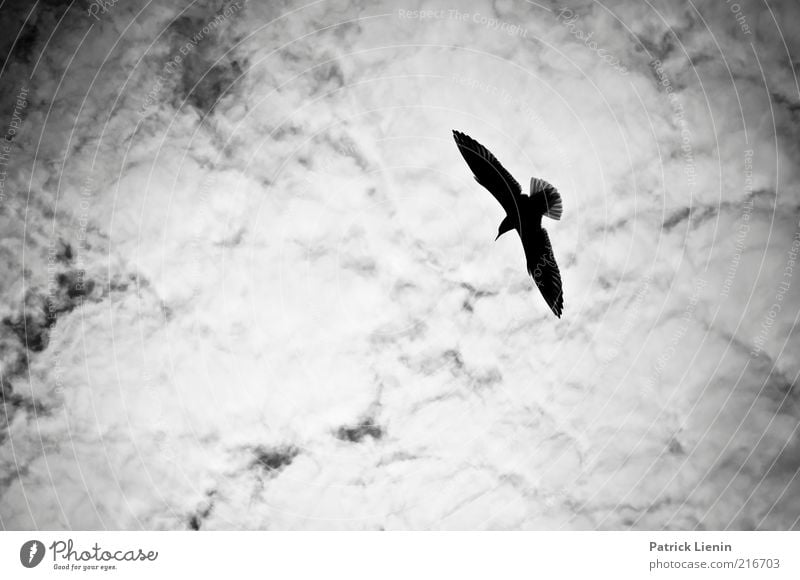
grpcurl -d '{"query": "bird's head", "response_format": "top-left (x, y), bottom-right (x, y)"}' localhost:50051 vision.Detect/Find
top-left (495, 216), bottom-right (515, 241)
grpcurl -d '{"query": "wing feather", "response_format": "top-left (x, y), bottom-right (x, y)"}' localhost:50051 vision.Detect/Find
top-left (452, 130), bottom-right (521, 217)
top-left (522, 227), bottom-right (564, 318)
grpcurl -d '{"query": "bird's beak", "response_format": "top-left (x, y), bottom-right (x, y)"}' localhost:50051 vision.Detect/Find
top-left (494, 232), bottom-right (501, 241)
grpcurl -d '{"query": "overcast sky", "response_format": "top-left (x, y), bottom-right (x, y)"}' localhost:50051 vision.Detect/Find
top-left (1, 0), bottom-right (799, 530)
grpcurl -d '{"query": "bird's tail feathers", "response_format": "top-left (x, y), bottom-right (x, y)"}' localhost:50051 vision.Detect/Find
top-left (530, 177), bottom-right (562, 220)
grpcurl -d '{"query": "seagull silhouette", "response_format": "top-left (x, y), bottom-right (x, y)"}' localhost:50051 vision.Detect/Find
top-left (452, 130), bottom-right (564, 317)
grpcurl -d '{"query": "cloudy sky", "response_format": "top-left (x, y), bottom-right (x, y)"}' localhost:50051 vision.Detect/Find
top-left (0, 0), bottom-right (798, 530)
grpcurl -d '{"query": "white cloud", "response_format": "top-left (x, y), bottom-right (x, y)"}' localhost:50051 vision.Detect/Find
top-left (0, 0), bottom-right (798, 530)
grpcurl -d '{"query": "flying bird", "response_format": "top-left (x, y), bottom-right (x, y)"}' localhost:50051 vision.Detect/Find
top-left (452, 130), bottom-right (564, 317)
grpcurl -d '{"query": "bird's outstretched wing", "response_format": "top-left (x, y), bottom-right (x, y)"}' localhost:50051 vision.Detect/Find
top-left (452, 130), bottom-right (521, 217)
top-left (522, 227), bottom-right (564, 317)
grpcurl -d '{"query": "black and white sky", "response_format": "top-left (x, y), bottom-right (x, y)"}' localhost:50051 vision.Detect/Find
top-left (0, 0), bottom-right (799, 530)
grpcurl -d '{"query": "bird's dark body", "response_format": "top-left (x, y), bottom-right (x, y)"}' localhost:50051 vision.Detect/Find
top-left (452, 130), bottom-right (565, 317)
top-left (499, 196), bottom-right (544, 233)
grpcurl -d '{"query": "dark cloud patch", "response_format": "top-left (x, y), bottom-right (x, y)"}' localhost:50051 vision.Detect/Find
top-left (335, 418), bottom-right (383, 443)
top-left (11, 22), bottom-right (39, 64)
top-left (312, 61), bottom-right (345, 90)
top-left (638, 31), bottom-right (677, 63)
top-left (0, 4), bottom-right (38, 68)
top-left (251, 445), bottom-right (299, 475)
top-left (187, 491), bottom-right (216, 530)
top-left (54, 240), bottom-right (73, 264)
top-left (460, 282), bottom-right (497, 313)
top-left (667, 437), bottom-right (684, 455)
top-left (443, 349), bottom-right (464, 372)
top-left (107, 272), bottom-right (138, 294)
top-left (0, 375), bottom-right (34, 446)
top-left (0, 269), bottom-right (100, 439)
top-left (663, 207), bottom-right (691, 231)
top-left (763, 368), bottom-right (799, 417)
top-left (0, 265), bottom-right (141, 368)
top-left (472, 367), bottom-right (502, 390)
top-left (168, 5), bottom-right (247, 117)
top-left (181, 57), bottom-right (243, 116)
top-left (56, 271), bottom-right (95, 302)
top-left (187, 514), bottom-right (202, 530)
top-left (771, 92), bottom-right (800, 127)
top-left (3, 291), bottom-right (58, 353)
